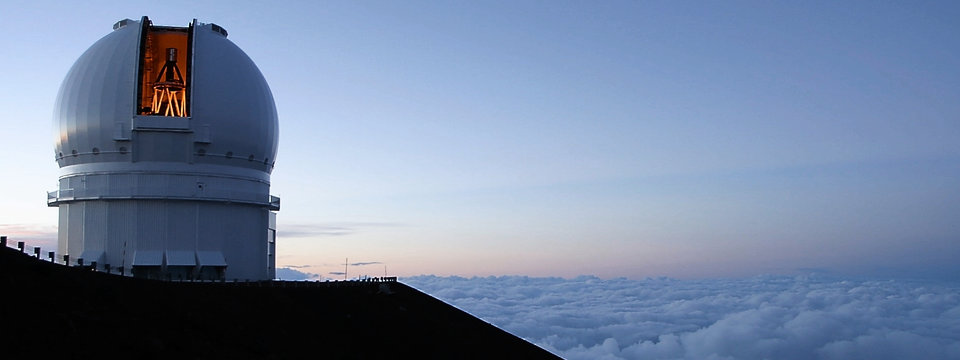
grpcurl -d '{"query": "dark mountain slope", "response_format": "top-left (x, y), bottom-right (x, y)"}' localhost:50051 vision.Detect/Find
top-left (0, 246), bottom-right (560, 359)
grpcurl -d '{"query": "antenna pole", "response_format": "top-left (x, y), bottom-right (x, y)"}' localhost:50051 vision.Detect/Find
top-left (344, 257), bottom-right (348, 280)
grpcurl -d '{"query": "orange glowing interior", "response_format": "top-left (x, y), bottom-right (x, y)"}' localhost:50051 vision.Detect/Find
top-left (138, 29), bottom-right (190, 116)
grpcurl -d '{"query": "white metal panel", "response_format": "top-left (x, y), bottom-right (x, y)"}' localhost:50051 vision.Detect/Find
top-left (57, 205), bottom-right (70, 262)
top-left (134, 131), bottom-right (192, 163)
top-left (108, 172), bottom-right (135, 196)
top-left (168, 173), bottom-right (201, 198)
top-left (132, 116), bottom-right (189, 130)
top-left (53, 21), bottom-right (139, 167)
top-left (192, 22), bottom-right (279, 173)
top-left (78, 250), bottom-right (105, 264)
top-left (82, 200), bottom-right (107, 251)
top-left (217, 205), bottom-right (268, 280)
top-left (85, 174), bottom-right (108, 195)
top-left (166, 251), bottom-right (196, 266)
top-left (107, 201), bottom-right (136, 269)
top-left (268, 211), bottom-right (276, 278)
top-left (67, 202), bottom-right (85, 258)
top-left (136, 200), bottom-right (165, 251)
top-left (196, 202), bottom-right (226, 252)
top-left (132, 250), bottom-right (163, 266)
top-left (196, 251), bottom-right (227, 266)
top-left (166, 202), bottom-right (197, 251)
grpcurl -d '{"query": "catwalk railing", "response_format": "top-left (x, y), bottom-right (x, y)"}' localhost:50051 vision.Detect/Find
top-left (0, 235), bottom-right (396, 287)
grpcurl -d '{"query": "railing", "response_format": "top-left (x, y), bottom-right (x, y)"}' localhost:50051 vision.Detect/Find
top-left (48, 189), bottom-right (74, 199)
top-left (269, 195), bottom-right (281, 210)
top-left (0, 235), bottom-right (397, 288)
top-left (47, 187), bottom-right (279, 209)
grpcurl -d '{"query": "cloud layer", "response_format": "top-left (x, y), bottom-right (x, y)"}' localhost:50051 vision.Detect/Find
top-left (402, 275), bottom-right (960, 360)
top-left (0, 224), bottom-right (57, 249)
top-left (278, 222), bottom-right (402, 238)
top-left (275, 267), bottom-right (319, 280)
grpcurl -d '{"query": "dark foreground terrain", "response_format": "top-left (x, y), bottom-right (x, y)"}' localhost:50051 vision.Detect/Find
top-left (0, 245), bottom-right (560, 359)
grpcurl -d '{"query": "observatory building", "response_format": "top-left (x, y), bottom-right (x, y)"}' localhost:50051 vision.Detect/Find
top-left (48, 17), bottom-right (280, 281)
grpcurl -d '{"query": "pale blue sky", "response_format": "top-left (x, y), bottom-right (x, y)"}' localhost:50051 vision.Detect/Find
top-left (1, 1), bottom-right (958, 279)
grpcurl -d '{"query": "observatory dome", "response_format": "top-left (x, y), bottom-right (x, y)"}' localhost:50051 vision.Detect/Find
top-left (49, 17), bottom-right (281, 281)
top-left (54, 17), bottom-right (278, 173)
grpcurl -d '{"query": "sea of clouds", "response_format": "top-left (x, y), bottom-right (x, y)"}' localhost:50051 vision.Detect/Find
top-left (400, 274), bottom-right (960, 360)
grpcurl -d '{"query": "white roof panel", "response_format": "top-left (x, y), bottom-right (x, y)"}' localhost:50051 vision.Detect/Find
top-left (197, 251), bottom-right (227, 266)
top-left (166, 251), bottom-right (196, 266)
top-left (78, 249), bottom-right (104, 264)
top-left (132, 250), bottom-right (163, 266)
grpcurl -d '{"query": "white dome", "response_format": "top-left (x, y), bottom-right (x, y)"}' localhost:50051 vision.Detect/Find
top-left (49, 17), bottom-right (281, 281)
top-left (53, 17), bottom-right (279, 174)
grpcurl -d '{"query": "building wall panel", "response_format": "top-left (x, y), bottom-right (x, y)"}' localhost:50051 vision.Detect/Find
top-left (58, 205), bottom-right (71, 262)
top-left (136, 200), bottom-right (165, 251)
top-left (82, 200), bottom-right (108, 253)
top-left (67, 202), bottom-right (85, 259)
top-left (166, 202), bottom-right (197, 252)
top-left (108, 200), bottom-right (137, 270)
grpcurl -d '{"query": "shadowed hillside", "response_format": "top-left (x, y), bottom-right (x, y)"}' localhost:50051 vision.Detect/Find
top-left (0, 245), bottom-right (560, 359)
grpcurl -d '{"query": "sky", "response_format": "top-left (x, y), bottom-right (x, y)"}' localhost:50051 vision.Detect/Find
top-left (0, 0), bottom-right (958, 280)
